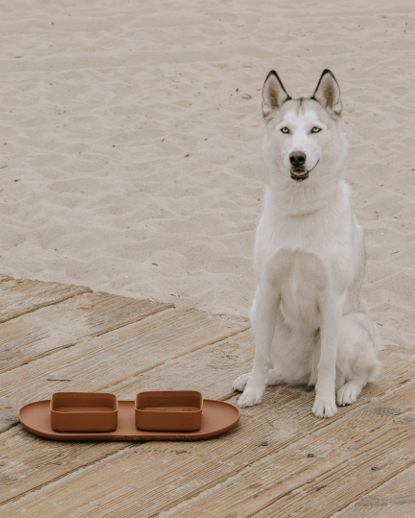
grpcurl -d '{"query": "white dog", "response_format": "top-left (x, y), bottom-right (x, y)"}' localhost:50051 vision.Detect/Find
top-left (233, 69), bottom-right (381, 418)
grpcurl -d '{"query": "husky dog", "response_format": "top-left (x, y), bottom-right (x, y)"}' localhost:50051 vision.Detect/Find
top-left (233, 70), bottom-right (381, 418)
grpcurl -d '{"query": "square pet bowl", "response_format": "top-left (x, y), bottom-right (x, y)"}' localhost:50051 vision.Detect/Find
top-left (135, 390), bottom-right (203, 432)
top-left (51, 392), bottom-right (118, 432)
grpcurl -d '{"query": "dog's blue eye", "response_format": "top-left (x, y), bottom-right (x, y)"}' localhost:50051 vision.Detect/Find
top-left (281, 127), bottom-right (290, 134)
top-left (311, 127), bottom-right (321, 134)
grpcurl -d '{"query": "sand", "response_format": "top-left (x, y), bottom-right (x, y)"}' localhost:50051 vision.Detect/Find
top-left (0, 0), bottom-right (414, 350)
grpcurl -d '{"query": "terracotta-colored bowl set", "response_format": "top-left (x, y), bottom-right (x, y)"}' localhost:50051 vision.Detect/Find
top-left (19, 390), bottom-right (240, 441)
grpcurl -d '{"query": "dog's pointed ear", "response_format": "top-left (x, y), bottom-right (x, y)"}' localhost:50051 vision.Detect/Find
top-left (262, 70), bottom-right (290, 116)
top-left (312, 70), bottom-right (342, 115)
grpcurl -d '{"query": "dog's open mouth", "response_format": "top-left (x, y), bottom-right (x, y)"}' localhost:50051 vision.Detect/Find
top-left (290, 169), bottom-right (309, 182)
top-left (290, 159), bottom-right (320, 182)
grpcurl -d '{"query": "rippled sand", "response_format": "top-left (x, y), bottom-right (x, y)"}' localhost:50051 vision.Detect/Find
top-left (0, 0), bottom-right (414, 349)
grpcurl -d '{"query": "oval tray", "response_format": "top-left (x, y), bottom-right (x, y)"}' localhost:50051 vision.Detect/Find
top-left (19, 399), bottom-right (240, 441)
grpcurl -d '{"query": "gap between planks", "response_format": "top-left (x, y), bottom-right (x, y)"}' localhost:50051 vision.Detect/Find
top-left (0, 289), bottom-right (175, 375)
top-left (0, 276), bottom-right (91, 326)
top-left (0, 307), bottom-right (250, 406)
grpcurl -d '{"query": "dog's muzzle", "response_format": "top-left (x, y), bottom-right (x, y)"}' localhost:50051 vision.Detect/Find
top-left (290, 151), bottom-right (308, 182)
top-left (290, 158), bottom-right (320, 182)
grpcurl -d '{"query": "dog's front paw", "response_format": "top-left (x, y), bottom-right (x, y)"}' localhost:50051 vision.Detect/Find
top-left (233, 373), bottom-right (250, 392)
top-left (237, 386), bottom-right (263, 408)
top-left (312, 397), bottom-right (337, 419)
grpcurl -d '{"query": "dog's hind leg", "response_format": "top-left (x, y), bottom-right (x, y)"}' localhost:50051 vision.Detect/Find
top-left (336, 311), bottom-right (381, 406)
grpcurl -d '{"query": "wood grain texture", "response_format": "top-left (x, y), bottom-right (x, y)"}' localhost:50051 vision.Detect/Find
top-left (158, 380), bottom-right (415, 518)
top-left (0, 291), bottom-right (173, 374)
top-left (0, 307), bottom-right (248, 421)
top-left (0, 275), bottom-right (413, 518)
top-left (1, 344), bottom-right (415, 517)
top-left (0, 331), bottom-right (254, 506)
top-left (0, 275), bottom-right (10, 283)
top-left (112, 328), bottom-right (256, 400)
top-left (0, 277), bottom-right (91, 324)
top-left (335, 462), bottom-right (415, 518)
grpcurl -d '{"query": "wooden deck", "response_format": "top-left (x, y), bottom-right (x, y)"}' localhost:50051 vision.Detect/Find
top-left (0, 275), bottom-right (415, 517)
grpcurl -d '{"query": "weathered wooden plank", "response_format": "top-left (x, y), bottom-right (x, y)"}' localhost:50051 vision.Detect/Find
top-left (0, 307), bottom-right (249, 423)
top-left (113, 329), bottom-right (255, 400)
top-left (161, 385), bottom-right (415, 518)
top-left (0, 331), bottom-right (254, 505)
top-left (1, 344), bottom-right (415, 517)
top-left (0, 436), bottom-right (129, 508)
top-left (0, 277), bottom-right (91, 324)
top-left (335, 462), bottom-right (415, 518)
top-left (0, 291), bottom-right (173, 374)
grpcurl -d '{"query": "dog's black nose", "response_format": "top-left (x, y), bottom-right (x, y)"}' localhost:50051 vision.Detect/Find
top-left (289, 152), bottom-right (307, 169)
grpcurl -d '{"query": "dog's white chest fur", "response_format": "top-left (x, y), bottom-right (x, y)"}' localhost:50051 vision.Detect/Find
top-left (275, 249), bottom-right (324, 330)
top-left (255, 180), bottom-right (356, 332)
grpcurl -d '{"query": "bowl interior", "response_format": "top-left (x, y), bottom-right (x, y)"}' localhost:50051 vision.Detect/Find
top-left (51, 392), bottom-right (117, 413)
top-left (136, 391), bottom-right (202, 413)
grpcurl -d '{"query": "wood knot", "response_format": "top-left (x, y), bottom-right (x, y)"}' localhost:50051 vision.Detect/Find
top-left (373, 406), bottom-right (401, 415)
